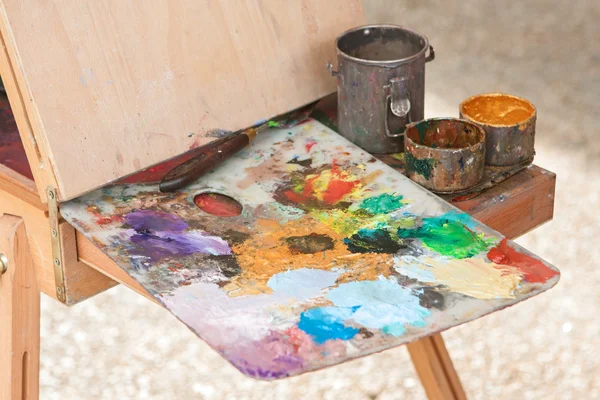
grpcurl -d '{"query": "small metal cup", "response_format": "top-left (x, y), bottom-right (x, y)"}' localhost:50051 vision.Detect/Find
top-left (404, 118), bottom-right (486, 192)
top-left (459, 93), bottom-right (536, 166)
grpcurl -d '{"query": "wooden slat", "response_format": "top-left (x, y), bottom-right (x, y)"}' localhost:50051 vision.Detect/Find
top-left (407, 334), bottom-right (467, 400)
top-left (0, 215), bottom-right (40, 400)
top-left (449, 165), bottom-right (556, 239)
top-left (76, 235), bottom-right (157, 304)
top-left (0, 20), bottom-right (58, 199)
top-left (0, 0), bottom-right (364, 201)
top-left (0, 163), bottom-right (43, 210)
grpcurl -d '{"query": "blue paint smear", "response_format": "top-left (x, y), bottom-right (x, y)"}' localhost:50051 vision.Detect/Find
top-left (382, 323), bottom-right (406, 336)
top-left (325, 279), bottom-right (431, 337)
top-left (298, 307), bottom-right (359, 344)
top-left (436, 210), bottom-right (480, 230)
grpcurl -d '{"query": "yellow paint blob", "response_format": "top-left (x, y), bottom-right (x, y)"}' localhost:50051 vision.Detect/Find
top-left (400, 256), bottom-right (523, 299)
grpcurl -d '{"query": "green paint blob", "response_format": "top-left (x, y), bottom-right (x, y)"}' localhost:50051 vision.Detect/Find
top-left (268, 120), bottom-right (280, 128)
top-left (359, 193), bottom-right (405, 215)
top-left (397, 213), bottom-right (494, 259)
top-left (391, 216), bottom-right (416, 230)
top-left (404, 153), bottom-right (437, 179)
top-left (405, 152), bottom-right (437, 180)
top-left (415, 122), bottom-right (428, 144)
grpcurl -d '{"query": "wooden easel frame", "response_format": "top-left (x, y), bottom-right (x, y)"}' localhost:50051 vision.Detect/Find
top-left (0, 6), bottom-right (556, 395)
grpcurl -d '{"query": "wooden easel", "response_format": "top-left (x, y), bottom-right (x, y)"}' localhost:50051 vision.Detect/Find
top-left (0, 1), bottom-right (557, 398)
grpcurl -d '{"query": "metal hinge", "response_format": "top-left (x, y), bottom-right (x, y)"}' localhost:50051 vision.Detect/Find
top-left (47, 186), bottom-right (66, 303)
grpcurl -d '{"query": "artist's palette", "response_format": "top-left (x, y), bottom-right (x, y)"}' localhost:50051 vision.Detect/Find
top-left (61, 120), bottom-right (559, 380)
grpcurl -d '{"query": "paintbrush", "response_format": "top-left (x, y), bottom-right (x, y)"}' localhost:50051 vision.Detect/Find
top-left (159, 101), bottom-right (317, 192)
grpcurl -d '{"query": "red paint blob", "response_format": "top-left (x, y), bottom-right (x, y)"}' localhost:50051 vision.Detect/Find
top-left (322, 179), bottom-right (359, 204)
top-left (305, 140), bottom-right (317, 153)
top-left (488, 239), bottom-right (559, 283)
top-left (95, 215), bottom-right (123, 226)
top-left (194, 193), bottom-right (243, 217)
top-left (283, 162), bottom-right (360, 206)
top-left (323, 162), bottom-right (360, 205)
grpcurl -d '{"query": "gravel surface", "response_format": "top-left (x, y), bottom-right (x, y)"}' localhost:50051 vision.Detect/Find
top-left (40, 1), bottom-right (599, 398)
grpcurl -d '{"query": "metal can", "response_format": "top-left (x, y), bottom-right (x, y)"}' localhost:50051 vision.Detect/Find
top-left (328, 25), bottom-right (434, 153)
top-left (459, 93), bottom-right (536, 166)
top-left (404, 118), bottom-right (486, 192)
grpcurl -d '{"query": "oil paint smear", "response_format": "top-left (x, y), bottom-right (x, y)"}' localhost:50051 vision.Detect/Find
top-left (488, 239), bottom-right (559, 283)
top-left (60, 119), bottom-right (559, 380)
top-left (194, 193), bottom-right (243, 217)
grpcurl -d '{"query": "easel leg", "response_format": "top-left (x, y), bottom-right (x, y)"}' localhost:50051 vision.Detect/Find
top-left (407, 333), bottom-right (466, 400)
top-left (0, 215), bottom-right (40, 400)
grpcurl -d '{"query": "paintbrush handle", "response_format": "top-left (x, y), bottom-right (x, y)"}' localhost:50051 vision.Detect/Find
top-left (159, 130), bottom-right (253, 192)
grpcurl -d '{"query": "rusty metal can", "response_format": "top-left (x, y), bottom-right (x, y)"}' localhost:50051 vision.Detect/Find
top-left (404, 118), bottom-right (486, 192)
top-left (328, 25), bottom-right (434, 153)
top-left (459, 93), bottom-right (536, 166)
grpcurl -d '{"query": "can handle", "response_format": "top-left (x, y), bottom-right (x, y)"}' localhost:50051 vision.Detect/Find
top-left (425, 45), bottom-right (435, 63)
top-left (326, 61), bottom-right (340, 77)
top-left (385, 76), bottom-right (411, 138)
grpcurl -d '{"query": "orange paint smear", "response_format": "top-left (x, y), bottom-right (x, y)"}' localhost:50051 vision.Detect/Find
top-left (96, 215), bottom-right (124, 226)
top-left (487, 239), bottom-right (558, 283)
top-left (225, 215), bottom-right (394, 297)
top-left (462, 94), bottom-right (535, 125)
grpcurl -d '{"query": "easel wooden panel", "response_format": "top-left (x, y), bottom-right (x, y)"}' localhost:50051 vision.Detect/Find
top-left (0, 0), bottom-right (364, 201)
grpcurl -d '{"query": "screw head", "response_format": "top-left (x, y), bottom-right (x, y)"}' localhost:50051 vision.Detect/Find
top-left (48, 191), bottom-right (55, 199)
top-left (0, 253), bottom-right (7, 274)
top-left (56, 287), bottom-right (63, 294)
top-left (51, 229), bottom-right (58, 237)
top-left (54, 258), bottom-right (61, 266)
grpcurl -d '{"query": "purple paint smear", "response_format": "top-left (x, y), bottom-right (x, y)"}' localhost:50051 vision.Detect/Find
top-left (121, 210), bottom-right (231, 262)
top-left (125, 210), bottom-right (188, 232)
top-left (227, 330), bottom-right (306, 379)
top-left (128, 231), bottom-right (231, 261)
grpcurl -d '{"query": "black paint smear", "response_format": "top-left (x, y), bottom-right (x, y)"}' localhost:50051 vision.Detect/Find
top-left (418, 287), bottom-right (446, 310)
top-left (358, 327), bottom-right (374, 338)
top-left (344, 229), bottom-right (404, 254)
top-left (204, 255), bottom-right (242, 278)
top-left (222, 229), bottom-right (251, 245)
top-left (287, 157), bottom-right (313, 167)
top-left (285, 233), bottom-right (335, 254)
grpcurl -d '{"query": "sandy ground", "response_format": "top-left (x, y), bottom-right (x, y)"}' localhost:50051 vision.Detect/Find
top-left (39, 1), bottom-right (599, 399)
